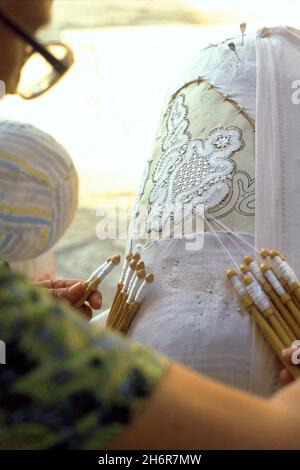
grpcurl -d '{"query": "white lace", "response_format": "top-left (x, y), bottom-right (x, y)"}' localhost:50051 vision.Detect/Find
top-left (145, 94), bottom-right (245, 232)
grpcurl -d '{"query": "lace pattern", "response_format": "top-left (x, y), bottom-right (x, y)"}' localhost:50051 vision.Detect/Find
top-left (145, 94), bottom-right (245, 232)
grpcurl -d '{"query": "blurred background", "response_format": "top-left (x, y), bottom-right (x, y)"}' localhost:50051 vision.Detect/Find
top-left (1, 0), bottom-right (299, 309)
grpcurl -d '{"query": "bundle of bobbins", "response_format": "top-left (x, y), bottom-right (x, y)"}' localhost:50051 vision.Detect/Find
top-left (226, 249), bottom-right (300, 379)
top-left (106, 252), bottom-right (154, 335)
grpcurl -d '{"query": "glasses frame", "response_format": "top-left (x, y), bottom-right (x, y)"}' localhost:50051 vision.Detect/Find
top-left (0, 8), bottom-right (74, 98)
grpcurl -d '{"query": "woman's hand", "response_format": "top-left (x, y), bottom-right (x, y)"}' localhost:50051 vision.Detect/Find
top-left (280, 345), bottom-right (300, 384)
top-left (37, 279), bottom-right (102, 320)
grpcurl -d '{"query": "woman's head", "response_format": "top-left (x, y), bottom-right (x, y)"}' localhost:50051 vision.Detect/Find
top-left (0, 0), bottom-right (53, 93)
top-left (0, 119), bottom-right (78, 262)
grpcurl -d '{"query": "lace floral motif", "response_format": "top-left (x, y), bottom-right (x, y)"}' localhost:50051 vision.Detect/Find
top-left (209, 170), bottom-right (255, 219)
top-left (145, 94), bottom-right (245, 232)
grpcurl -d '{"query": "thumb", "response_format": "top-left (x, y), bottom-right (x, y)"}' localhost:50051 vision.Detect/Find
top-left (51, 282), bottom-right (86, 304)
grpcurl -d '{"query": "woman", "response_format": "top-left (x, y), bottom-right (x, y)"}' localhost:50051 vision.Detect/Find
top-left (1, 0), bottom-right (300, 450)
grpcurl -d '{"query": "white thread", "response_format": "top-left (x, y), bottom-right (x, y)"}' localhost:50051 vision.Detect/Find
top-left (283, 261), bottom-right (298, 283)
top-left (208, 215), bottom-right (259, 255)
top-left (127, 271), bottom-right (137, 297)
top-left (135, 280), bottom-right (148, 303)
top-left (98, 261), bottom-right (115, 281)
top-left (273, 256), bottom-right (298, 284)
top-left (128, 276), bottom-right (144, 303)
top-left (205, 218), bottom-right (240, 271)
top-left (263, 268), bottom-right (285, 296)
top-left (122, 266), bottom-right (135, 293)
top-left (249, 260), bottom-right (264, 283)
top-left (119, 258), bottom-right (130, 284)
top-left (246, 280), bottom-right (271, 312)
top-left (87, 262), bottom-right (107, 282)
top-left (230, 274), bottom-right (248, 299)
top-left (273, 256), bottom-right (286, 278)
top-left (210, 217), bottom-right (249, 256)
top-left (225, 231), bottom-right (249, 256)
top-left (270, 259), bottom-right (281, 277)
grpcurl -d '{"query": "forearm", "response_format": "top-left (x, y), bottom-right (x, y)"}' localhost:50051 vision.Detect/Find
top-left (108, 363), bottom-right (300, 450)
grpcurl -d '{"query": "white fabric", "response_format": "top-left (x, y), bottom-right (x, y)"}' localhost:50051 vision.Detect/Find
top-left (168, 33), bottom-right (257, 120)
top-left (255, 26), bottom-right (300, 278)
top-left (92, 233), bottom-right (281, 396)
top-left (93, 27), bottom-right (300, 396)
top-left (128, 234), bottom-right (280, 396)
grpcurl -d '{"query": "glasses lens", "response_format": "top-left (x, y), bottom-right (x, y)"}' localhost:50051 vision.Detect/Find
top-left (17, 43), bottom-right (73, 99)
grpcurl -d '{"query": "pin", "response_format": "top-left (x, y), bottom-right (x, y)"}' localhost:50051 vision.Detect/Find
top-left (228, 42), bottom-right (241, 62)
top-left (240, 23), bottom-right (246, 46)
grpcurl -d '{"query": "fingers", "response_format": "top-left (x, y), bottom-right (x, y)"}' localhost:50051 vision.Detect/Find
top-left (49, 281), bottom-right (86, 304)
top-left (79, 303), bottom-right (93, 320)
top-left (282, 347), bottom-right (296, 362)
top-left (38, 279), bottom-right (82, 289)
top-left (280, 368), bottom-right (294, 385)
top-left (42, 279), bottom-right (102, 313)
top-left (87, 290), bottom-right (102, 309)
top-left (280, 347), bottom-right (300, 385)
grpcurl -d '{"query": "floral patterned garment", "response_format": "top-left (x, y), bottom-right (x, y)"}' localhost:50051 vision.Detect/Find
top-left (0, 266), bottom-right (168, 449)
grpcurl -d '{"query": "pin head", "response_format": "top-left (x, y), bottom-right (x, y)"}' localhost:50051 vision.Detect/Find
top-left (240, 22), bottom-right (246, 34)
top-left (228, 41), bottom-right (241, 61)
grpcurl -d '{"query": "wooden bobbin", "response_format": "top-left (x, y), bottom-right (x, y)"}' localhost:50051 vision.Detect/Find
top-left (260, 264), bottom-right (298, 340)
top-left (227, 269), bottom-right (300, 379)
top-left (243, 275), bottom-right (293, 348)
top-left (74, 255), bottom-right (120, 309)
top-left (120, 301), bottom-right (140, 335)
top-left (121, 273), bottom-right (154, 335)
top-left (243, 260), bottom-right (293, 339)
top-left (249, 304), bottom-right (300, 379)
top-left (109, 258), bottom-right (138, 326)
top-left (115, 269), bottom-right (146, 332)
top-left (226, 269), bottom-right (252, 309)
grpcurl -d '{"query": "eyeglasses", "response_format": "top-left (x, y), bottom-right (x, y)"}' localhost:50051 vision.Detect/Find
top-left (0, 8), bottom-right (74, 99)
